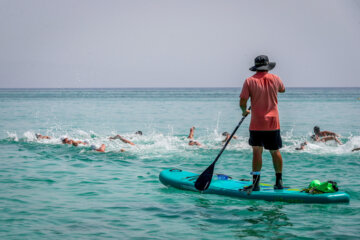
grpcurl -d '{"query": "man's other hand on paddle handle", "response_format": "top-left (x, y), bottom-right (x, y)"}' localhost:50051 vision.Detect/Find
top-left (240, 98), bottom-right (250, 116)
top-left (242, 109), bottom-right (250, 117)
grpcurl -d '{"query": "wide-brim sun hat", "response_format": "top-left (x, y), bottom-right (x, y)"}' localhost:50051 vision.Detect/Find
top-left (249, 55), bottom-right (276, 71)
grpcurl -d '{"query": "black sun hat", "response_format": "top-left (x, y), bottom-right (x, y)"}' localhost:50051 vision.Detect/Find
top-left (249, 55), bottom-right (276, 72)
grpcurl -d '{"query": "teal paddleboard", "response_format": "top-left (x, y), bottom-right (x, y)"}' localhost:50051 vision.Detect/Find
top-left (159, 169), bottom-right (350, 204)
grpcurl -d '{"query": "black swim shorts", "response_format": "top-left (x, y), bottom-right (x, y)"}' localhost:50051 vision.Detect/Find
top-left (249, 130), bottom-right (282, 150)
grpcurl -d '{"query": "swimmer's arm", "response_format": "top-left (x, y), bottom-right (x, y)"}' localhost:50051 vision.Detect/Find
top-left (120, 137), bottom-right (135, 145)
top-left (322, 131), bottom-right (338, 137)
top-left (187, 127), bottom-right (194, 139)
top-left (109, 135), bottom-right (121, 140)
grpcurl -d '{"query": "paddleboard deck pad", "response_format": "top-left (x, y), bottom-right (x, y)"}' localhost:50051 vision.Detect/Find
top-left (159, 169), bottom-right (350, 204)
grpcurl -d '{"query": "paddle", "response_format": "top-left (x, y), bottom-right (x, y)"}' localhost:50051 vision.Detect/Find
top-left (194, 106), bottom-right (251, 191)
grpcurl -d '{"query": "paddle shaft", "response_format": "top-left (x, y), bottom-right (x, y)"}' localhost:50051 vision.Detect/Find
top-left (194, 106), bottom-right (251, 191)
top-left (212, 106), bottom-right (251, 166)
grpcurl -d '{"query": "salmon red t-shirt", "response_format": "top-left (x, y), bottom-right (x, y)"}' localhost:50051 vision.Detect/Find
top-left (240, 72), bottom-right (285, 131)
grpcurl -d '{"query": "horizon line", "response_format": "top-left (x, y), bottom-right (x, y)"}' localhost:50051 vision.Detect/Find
top-left (1, 86), bottom-right (360, 90)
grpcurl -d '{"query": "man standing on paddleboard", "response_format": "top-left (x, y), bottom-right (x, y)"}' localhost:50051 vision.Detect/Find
top-left (239, 55), bottom-right (285, 191)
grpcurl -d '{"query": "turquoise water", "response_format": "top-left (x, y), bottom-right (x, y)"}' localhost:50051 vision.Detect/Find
top-left (0, 88), bottom-right (359, 239)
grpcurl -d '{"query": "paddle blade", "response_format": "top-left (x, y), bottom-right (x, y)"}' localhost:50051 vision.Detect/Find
top-left (194, 163), bottom-right (215, 191)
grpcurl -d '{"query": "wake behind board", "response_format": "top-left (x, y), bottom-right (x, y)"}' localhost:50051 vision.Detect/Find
top-left (159, 169), bottom-right (350, 204)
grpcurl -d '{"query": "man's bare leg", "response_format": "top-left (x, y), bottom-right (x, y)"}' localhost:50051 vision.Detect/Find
top-left (270, 150), bottom-right (283, 189)
top-left (243, 146), bottom-right (263, 192)
top-left (270, 150), bottom-right (283, 173)
top-left (252, 146), bottom-right (263, 172)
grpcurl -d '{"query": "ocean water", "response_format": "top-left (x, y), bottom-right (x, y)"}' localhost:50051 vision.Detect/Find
top-left (0, 88), bottom-right (359, 239)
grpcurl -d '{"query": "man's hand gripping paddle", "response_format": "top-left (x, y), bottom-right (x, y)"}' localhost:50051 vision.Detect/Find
top-left (195, 107), bottom-right (251, 191)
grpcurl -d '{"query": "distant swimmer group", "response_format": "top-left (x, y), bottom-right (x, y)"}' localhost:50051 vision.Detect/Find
top-left (34, 127), bottom-right (239, 153)
top-left (34, 131), bottom-right (143, 153)
top-left (34, 124), bottom-right (355, 155)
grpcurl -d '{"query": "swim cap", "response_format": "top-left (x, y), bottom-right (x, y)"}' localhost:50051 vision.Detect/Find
top-left (90, 145), bottom-right (97, 150)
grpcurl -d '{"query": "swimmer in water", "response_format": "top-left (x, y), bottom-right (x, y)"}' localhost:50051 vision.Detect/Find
top-left (90, 144), bottom-right (125, 153)
top-left (189, 140), bottom-right (202, 146)
top-left (109, 134), bottom-right (135, 145)
top-left (61, 138), bottom-right (88, 146)
top-left (91, 144), bottom-right (106, 152)
top-left (187, 126), bottom-right (202, 146)
top-left (35, 133), bottom-right (51, 139)
top-left (296, 126), bottom-right (342, 150)
top-left (222, 132), bottom-right (238, 143)
top-left (311, 126), bottom-right (342, 144)
top-left (295, 141), bottom-right (307, 151)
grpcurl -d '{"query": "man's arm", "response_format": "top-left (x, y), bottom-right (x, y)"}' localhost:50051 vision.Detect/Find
top-left (277, 76), bottom-right (285, 93)
top-left (240, 98), bottom-right (250, 116)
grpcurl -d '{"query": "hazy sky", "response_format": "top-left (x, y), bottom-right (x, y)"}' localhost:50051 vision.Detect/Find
top-left (0, 0), bottom-right (359, 88)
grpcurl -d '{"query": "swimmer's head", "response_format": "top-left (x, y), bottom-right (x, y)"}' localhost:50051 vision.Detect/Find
top-left (135, 131), bottom-right (143, 135)
top-left (90, 144), bottom-right (97, 150)
top-left (35, 133), bottom-right (40, 138)
top-left (313, 126), bottom-right (320, 134)
top-left (61, 137), bottom-right (67, 143)
top-left (84, 140), bottom-right (89, 145)
top-left (222, 132), bottom-right (229, 136)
